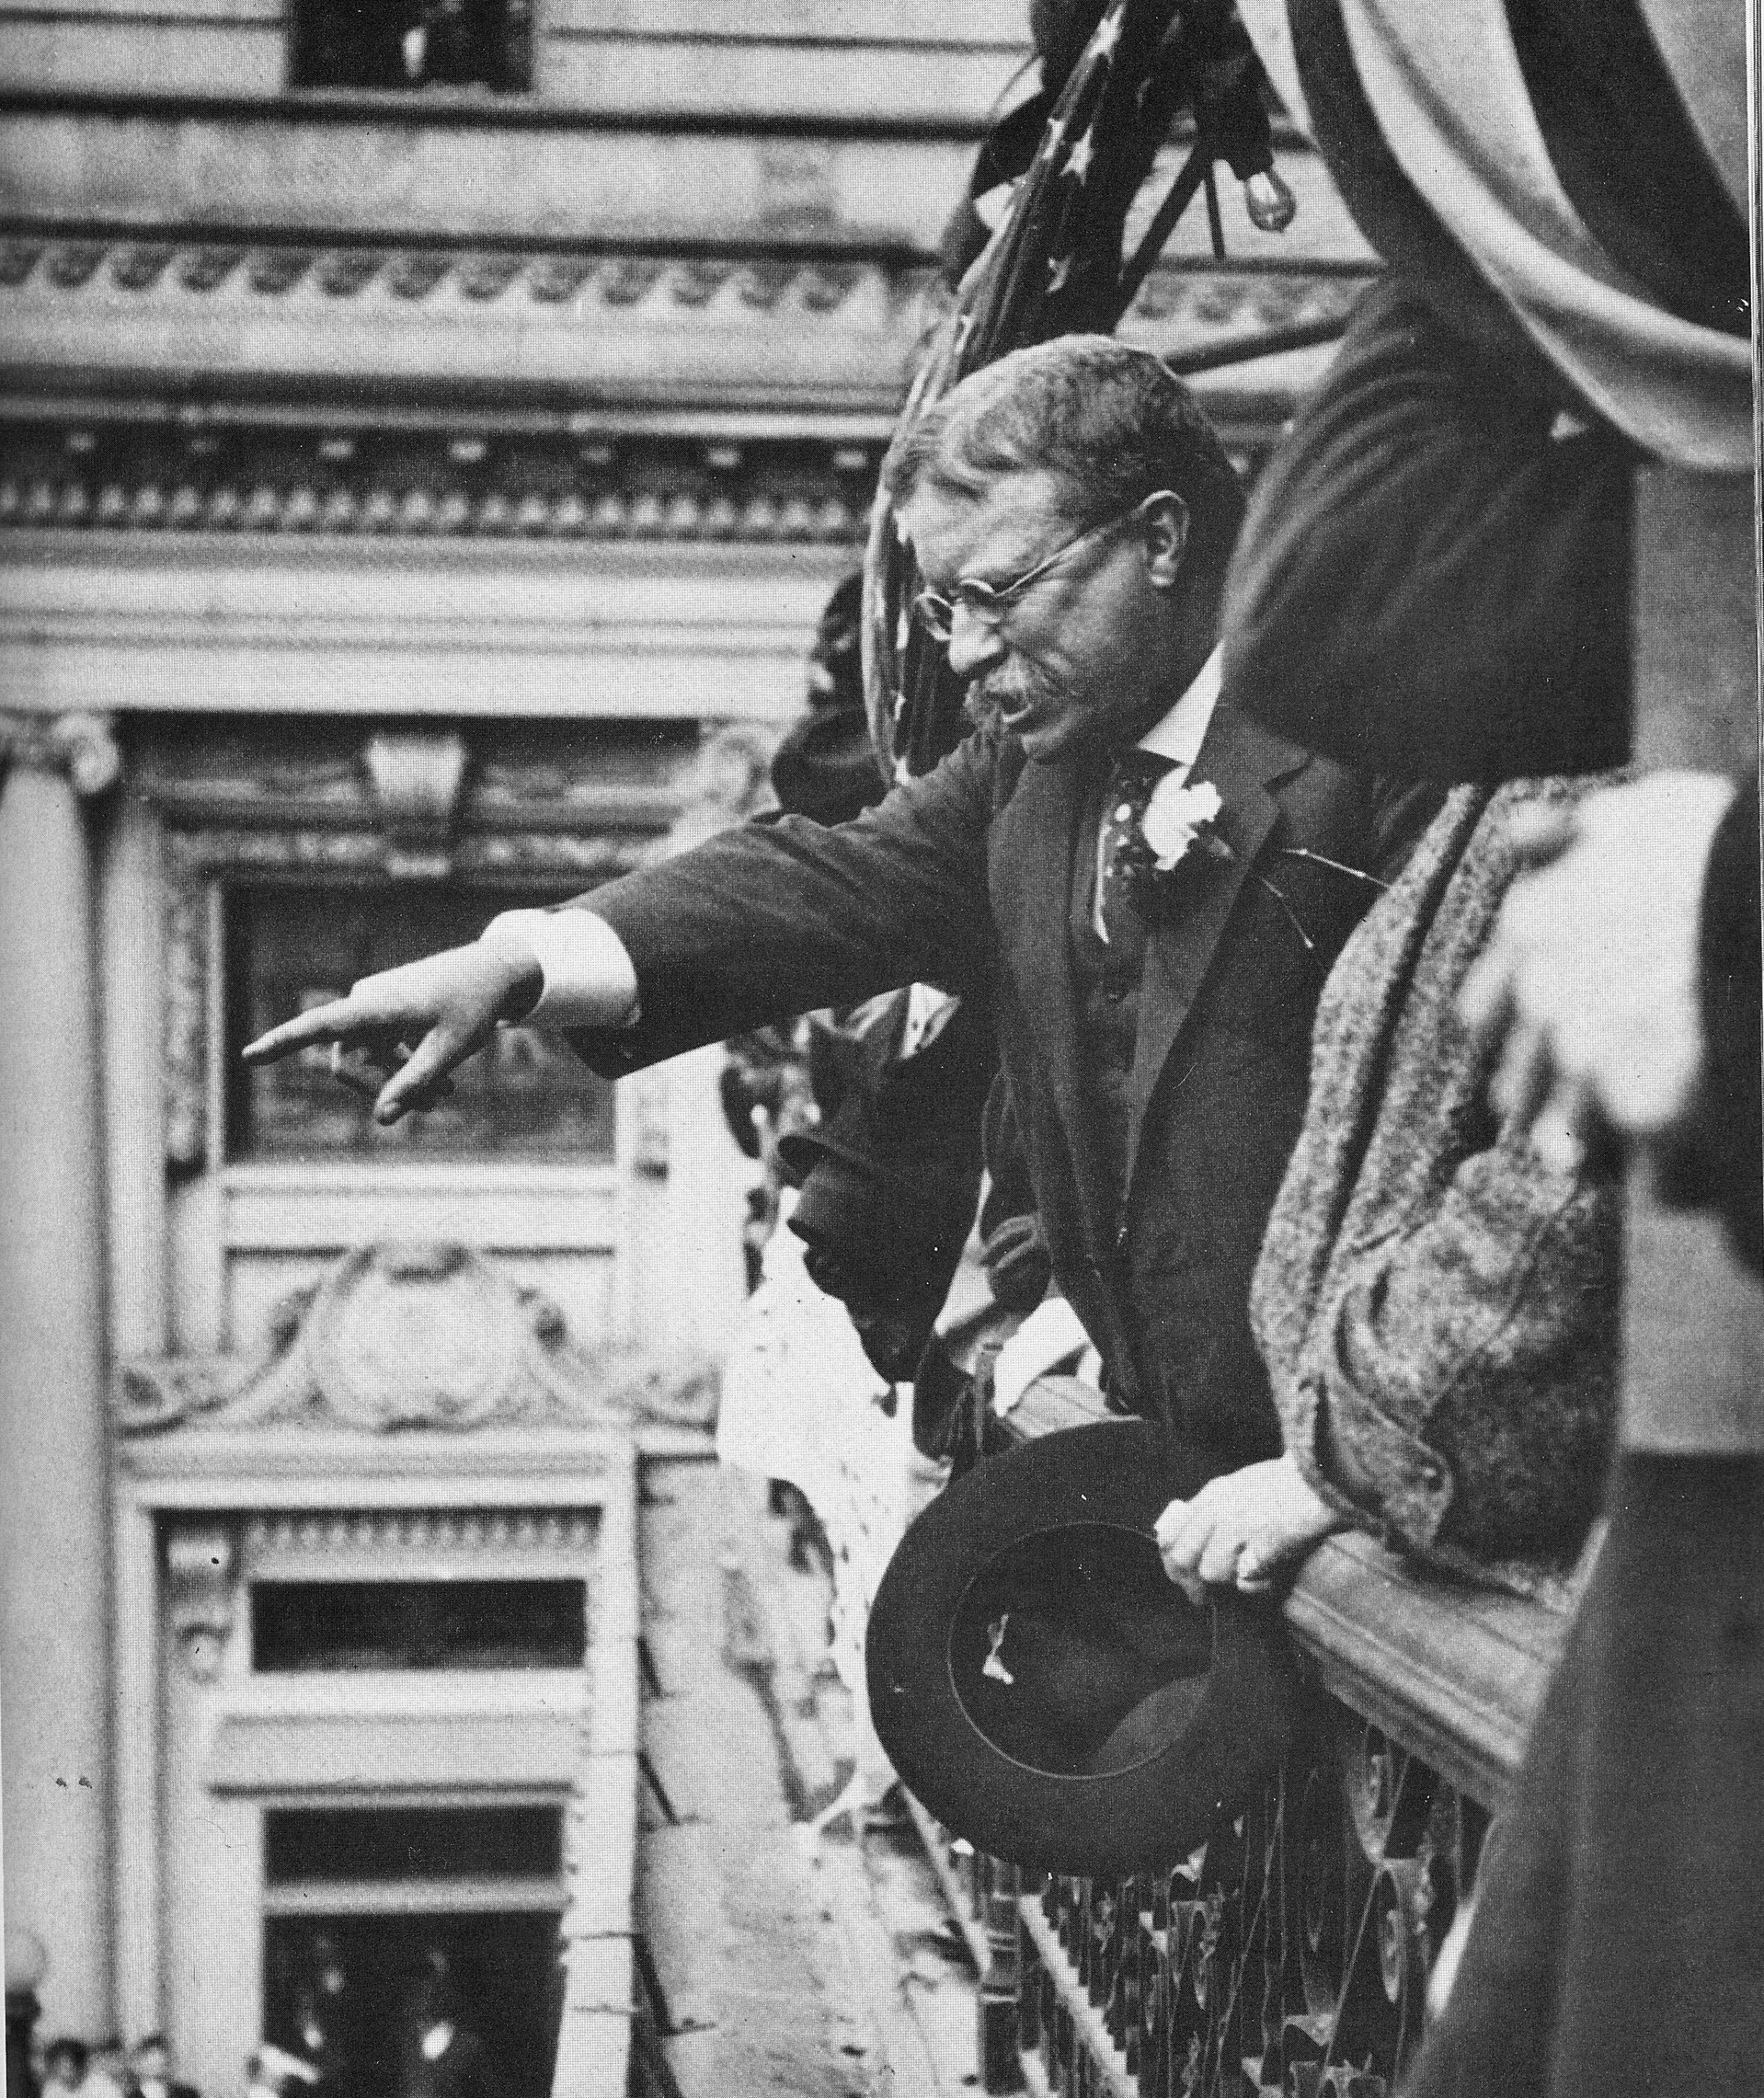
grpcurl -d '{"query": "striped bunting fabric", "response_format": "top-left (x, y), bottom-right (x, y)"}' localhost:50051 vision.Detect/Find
top-left (1241, 0), bottom-right (1753, 469)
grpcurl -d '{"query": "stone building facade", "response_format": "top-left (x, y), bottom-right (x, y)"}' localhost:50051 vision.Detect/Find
top-left (0, 2), bottom-right (1376, 2078)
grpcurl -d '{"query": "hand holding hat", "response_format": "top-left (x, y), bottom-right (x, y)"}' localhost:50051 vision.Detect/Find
top-left (867, 1420), bottom-right (1305, 1878)
top-left (1156, 1453), bottom-right (1346, 1601)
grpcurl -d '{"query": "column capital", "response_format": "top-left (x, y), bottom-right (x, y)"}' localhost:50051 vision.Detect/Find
top-left (0, 711), bottom-right (120, 797)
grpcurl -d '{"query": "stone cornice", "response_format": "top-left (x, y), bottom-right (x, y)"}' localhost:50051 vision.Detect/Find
top-left (0, 105), bottom-right (1339, 263)
top-left (0, 225), bottom-right (1372, 417)
top-left (0, 534), bottom-right (849, 724)
top-left (0, 260), bottom-right (1368, 540)
top-left (0, 231), bottom-right (938, 411)
top-left (0, 231), bottom-right (1370, 322)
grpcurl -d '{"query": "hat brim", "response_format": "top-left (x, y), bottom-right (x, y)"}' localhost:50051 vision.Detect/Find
top-left (866, 1419), bottom-right (1300, 1877)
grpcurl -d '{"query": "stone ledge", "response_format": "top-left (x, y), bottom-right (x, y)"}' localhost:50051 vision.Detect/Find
top-left (0, 231), bottom-right (1370, 417)
top-left (0, 104), bottom-right (986, 249)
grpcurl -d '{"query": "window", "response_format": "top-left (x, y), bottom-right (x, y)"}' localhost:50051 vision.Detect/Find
top-left (252, 1580), bottom-right (587, 1672)
top-left (265, 1806), bottom-right (562, 1884)
top-left (289, 0), bottom-right (532, 93)
top-left (225, 885), bottom-right (615, 1162)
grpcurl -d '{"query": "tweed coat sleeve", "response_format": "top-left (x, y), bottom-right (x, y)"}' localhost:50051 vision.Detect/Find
top-left (564, 723), bottom-right (1010, 1076)
top-left (1253, 783), bottom-right (1622, 1594)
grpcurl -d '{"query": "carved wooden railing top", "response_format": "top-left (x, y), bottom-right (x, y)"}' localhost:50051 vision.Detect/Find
top-left (1281, 1526), bottom-right (1571, 1810)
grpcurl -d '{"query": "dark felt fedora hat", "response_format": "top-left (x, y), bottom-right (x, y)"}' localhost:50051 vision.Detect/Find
top-left (866, 1419), bottom-right (1301, 1878)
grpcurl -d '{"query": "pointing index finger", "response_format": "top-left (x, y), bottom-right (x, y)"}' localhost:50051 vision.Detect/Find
top-left (241, 998), bottom-right (372, 1065)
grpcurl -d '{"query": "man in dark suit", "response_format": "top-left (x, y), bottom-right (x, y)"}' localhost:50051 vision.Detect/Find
top-left (245, 336), bottom-right (1438, 1469)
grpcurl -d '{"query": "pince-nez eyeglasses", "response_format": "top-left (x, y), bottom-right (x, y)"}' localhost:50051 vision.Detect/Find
top-left (912, 489), bottom-right (1175, 644)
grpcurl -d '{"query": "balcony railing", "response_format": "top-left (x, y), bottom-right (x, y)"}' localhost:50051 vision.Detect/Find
top-left (906, 1382), bottom-right (1580, 2098)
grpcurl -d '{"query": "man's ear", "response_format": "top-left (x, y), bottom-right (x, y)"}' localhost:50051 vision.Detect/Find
top-left (1140, 491), bottom-right (1190, 588)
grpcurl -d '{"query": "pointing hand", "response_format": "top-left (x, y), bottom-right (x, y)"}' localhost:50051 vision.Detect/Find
top-left (241, 942), bottom-right (541, 1125)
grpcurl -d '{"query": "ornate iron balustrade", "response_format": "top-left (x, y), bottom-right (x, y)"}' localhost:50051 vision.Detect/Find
top-left (908, 1392), bottom-right (1580, 2097)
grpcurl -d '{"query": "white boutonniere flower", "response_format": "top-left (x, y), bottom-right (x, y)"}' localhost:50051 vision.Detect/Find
top-left (1137, 776), bottom-right (1231, 874)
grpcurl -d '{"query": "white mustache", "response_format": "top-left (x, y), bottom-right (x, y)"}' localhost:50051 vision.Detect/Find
top-left (974, 663), bottom-right (1063, 712)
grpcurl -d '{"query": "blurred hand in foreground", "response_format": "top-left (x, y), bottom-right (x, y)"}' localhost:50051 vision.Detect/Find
top-left (1155, 1453), bottom-right (1346, 1601)
top-left (1459, 771), bottom-right (1737, 1164)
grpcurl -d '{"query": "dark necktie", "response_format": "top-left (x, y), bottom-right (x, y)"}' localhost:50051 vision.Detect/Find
top-left (1095, 751), bottom-right (1177, 949)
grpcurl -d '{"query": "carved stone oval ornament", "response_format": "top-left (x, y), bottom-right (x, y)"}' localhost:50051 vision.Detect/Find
top-left (115, 1238), bottom-right (717, 1436)
top-left (305, 1242), bottom-right (517, 1429)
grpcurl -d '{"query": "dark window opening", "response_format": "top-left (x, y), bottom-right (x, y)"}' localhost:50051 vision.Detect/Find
top-left (252, 1580), bottom-right (587, 1672)
top-left (290, 0), bottom-right (532, 93)
top-left (224, 884), bottom-right (615, 1162)
top-left (265, 1912), bottom-right (560, 2098)
top-left (265, 1806), bottom-right (563, 1885)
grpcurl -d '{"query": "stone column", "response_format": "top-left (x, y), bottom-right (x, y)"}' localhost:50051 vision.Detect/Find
top-left (0, 710), bottom-right (120, 2035)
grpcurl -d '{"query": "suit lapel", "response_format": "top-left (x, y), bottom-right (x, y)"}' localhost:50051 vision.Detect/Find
top-left (1121, 706), bottom-right (1310, 1194)
top-left (989, 754), bottom-right (1116, 1243)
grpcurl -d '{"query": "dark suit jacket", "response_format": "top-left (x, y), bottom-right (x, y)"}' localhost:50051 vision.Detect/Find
top-left (575, 704), bottom-right (1440, 1465)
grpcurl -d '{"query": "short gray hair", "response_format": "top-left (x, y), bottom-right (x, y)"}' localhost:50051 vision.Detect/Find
top-left (883, 335), bottom-right (1246, 588)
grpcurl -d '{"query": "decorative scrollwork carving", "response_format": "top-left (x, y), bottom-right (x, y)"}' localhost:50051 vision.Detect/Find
top-left (0, 711), bottom-right (120, 797)
top-left (116, 1358), bottom-right (249, 1434)
top-left (116, 1239), bottom-right (718, 1437)
top-left (164, 1521), bottom-right (238, 1681)
top-left (361, 729), bottom-right (469, 879)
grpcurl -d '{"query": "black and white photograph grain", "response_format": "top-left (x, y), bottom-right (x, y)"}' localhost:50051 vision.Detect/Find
top-left (0, 5), bottom-right (1758, 2096)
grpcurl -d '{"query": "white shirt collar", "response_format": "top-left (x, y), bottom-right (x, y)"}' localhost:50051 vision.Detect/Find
top-left (1133, 644), bottom-right (1222, 768)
